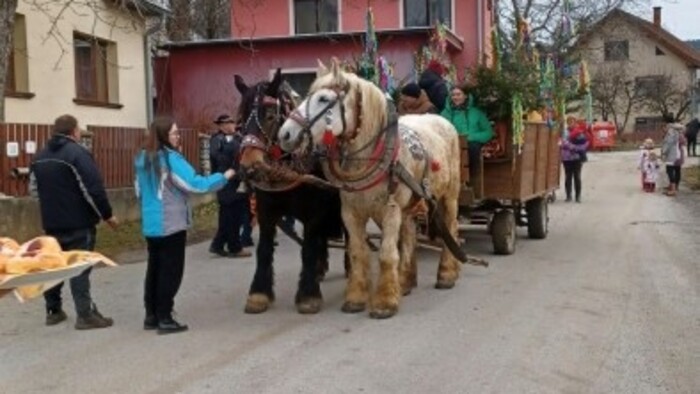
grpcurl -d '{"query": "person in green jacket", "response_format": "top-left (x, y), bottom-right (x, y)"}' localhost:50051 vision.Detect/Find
top-left (441, 85), bottom-right (494, 179)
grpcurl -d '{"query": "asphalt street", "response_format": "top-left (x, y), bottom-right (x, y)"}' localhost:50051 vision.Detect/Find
top-left (0, 151), bottom-right (698, 394)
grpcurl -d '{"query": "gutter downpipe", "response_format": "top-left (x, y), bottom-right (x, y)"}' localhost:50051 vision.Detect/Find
top-left (477, 0), bottom-right (484, 65)
top-left (144, 14), bottom-right (164, 125)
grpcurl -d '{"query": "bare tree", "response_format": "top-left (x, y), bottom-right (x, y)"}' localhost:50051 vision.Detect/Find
top-left (498, 0), bottom-right (649, 52)
top-left (637, 74), bottom-right (697, 121)
top-left (166, 0), bottom-right (231, 41)
top-left (193, 0), bottom-right (230, 39)
top-left (166, 0), bottom-right (191, 41)
top-left (590, 65), bottom-right (642, 131)
top-left (0, 0), bottom-right (20, 122)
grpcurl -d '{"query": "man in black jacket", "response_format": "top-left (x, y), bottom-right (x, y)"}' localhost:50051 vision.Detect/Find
top-left (418, 62), bottom-right (449, 112)
top-left (209, 114), bottom-right (252, 258)
top-left (30, 114), bottom-right (118, 329)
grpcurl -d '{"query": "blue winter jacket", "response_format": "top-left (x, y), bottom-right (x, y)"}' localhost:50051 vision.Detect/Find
top-left (135, 148), bottom-right (227, 237)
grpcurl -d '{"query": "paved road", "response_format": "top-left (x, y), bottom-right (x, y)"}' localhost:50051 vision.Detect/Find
top-left (1, 152), bottom-right (699, 394)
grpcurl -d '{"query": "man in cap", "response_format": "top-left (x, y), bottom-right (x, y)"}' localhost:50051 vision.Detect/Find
top-left (209, 114), bottom-right (252, 258)
top-left (398, 82), bottom-right (438, 115)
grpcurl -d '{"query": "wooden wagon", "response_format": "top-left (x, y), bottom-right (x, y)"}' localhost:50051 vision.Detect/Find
top-left (452, 121), bottom-right (561, 255)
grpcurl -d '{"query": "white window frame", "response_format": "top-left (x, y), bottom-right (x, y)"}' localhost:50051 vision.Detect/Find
top-left (270, 67), bottom-right (319, 97)
top-left (288, 0), bottom-right (342, 36)
top-left (399, 0), bottom-right (456, 30)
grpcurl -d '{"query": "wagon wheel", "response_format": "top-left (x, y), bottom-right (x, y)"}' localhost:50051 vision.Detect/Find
top-left (491, 209), bottom-right (516, 255)
top-left (526, 197), bottom-right (549, 239)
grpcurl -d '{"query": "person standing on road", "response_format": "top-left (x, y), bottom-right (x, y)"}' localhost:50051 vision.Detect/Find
top-left (661, 115), bottom-right (686, 197)
top-left (208, 115), bottom-right (252, 258)
top-left (30, 114), bottom-right (118, 330)
top-left (561, 117), bottom-right (589, 203)
top-left (135, 116), bottom-right (238, 334)
top-left (685, 117), bottom-right (699, 157)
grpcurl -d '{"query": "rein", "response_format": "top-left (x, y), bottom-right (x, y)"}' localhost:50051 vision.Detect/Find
top-left (239, 85), bottom-right (319, 193)
top-left (288, 82), bottom-right (401, 192)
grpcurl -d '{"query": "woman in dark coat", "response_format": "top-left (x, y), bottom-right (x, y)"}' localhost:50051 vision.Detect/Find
top-left (418, 61), bottom-right (449, 112)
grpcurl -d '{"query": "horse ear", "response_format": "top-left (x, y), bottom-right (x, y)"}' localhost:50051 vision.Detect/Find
top-left (331, 58), bottom-right (342, 80)
top-left (234, 75), bottom-right (248, 95)
top-left (267, 68), bottom-right (283, 96)
top-left (317, 59), bottom-right (329, 77)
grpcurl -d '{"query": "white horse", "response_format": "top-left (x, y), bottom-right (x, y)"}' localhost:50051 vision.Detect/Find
top-left (278, 60), bottom-right (468, 319)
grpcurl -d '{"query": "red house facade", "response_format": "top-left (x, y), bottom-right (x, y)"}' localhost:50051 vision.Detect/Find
top-left (156, 0), bottom-right (495, 129)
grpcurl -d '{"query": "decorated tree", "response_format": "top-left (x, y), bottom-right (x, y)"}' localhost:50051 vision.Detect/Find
top-left (412, 22), bottom-right (457, 88)
top-left (347, 7), bottom-right (397, 96)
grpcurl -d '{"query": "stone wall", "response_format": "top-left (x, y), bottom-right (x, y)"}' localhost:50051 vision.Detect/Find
top-left (0, 188), bottom-right (215, 242)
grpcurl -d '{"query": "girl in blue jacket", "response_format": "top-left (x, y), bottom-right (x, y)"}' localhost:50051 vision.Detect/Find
top-left (135, 116), bottom-right (236, 334)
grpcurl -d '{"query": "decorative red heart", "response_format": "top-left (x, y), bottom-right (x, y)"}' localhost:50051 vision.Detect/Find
top-left (322, 129), bottom-right (336, 146)
top-left (430, 160), bottom-right (441, 172)
top-left (269, 145), bottom-right (282, 160)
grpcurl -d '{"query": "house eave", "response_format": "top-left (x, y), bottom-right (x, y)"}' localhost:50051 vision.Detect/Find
top-left (159, 27), bottom-right (464, 52)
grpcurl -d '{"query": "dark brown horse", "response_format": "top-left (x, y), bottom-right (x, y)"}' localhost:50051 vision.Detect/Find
top-left (235, 69), bottom-right (346, 314)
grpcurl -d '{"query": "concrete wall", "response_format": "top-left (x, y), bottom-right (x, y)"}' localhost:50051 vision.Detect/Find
top-left (0, 189), bottom-right (215, 243)
top-left (5, 1), bottom-right (149, 128)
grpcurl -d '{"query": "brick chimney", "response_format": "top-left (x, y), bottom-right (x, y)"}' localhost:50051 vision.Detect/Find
top-left (653, 6), bottom-right (661, 27)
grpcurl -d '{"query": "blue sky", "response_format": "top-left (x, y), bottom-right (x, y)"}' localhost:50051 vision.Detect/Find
top-left (645, 0), bottom-right (700, 40)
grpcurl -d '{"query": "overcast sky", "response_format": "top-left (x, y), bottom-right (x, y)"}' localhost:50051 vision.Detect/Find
top-left (645, 0), bottom-right (700, 40)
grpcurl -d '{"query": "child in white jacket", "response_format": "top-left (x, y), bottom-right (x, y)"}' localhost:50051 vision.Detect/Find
top-left (641, 151), bottom-right (660, 192)
top-left (638, 138), bottom-right (655, 191)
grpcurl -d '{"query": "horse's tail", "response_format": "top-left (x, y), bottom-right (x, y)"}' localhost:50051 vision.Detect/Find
top-left (427, 202), bottom-right (438, 241)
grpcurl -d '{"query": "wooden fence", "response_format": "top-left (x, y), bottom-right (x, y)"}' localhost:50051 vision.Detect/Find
top-left (0, 123), bottom-right (205, 197)
top-left (617, 129), bottom-right (667, 146)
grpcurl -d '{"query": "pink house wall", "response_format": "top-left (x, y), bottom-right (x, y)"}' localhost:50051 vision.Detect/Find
top-left (157, 1), bottom-right (495, 129)
top-left (230, 0), bottom-right (493, 63)
top-left (160, 34), bottom-right (429, 129)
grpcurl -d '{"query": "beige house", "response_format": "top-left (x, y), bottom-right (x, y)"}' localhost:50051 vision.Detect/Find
top-left (4, 0), bottom-right (167, 128)
top-left (577, 7), bottom-right (700, 133)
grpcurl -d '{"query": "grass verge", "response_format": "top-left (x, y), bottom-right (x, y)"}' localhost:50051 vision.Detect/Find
top-left (95, 201), bottom-right (220, 264)
top-left (683, 165), bottom-right (700, 191)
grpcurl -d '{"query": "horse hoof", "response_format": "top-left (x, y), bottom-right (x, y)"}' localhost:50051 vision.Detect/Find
top-left (297, 298), bottom-right (323, 314)
top-left (401, 287), bottom-right (413, 296)
top-left (341, 301), bottom-right (366, 313)
top-left (369, 307), bottom-right (398, 319)
top-left (244, 294), bottom-right (271, 314)
top-left (316, 273), bottom-right (327, 282)
top-left (435, 280), bottom-right (456, 290)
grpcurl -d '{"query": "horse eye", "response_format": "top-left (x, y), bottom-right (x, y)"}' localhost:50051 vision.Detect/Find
top-left (318, 95), bottom-right (329, 104)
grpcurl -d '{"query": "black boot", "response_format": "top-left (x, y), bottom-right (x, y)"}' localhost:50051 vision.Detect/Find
top-left (157, 317), bottom-right (188, 335)
top-left (144, 314), bottom-right (158, 330)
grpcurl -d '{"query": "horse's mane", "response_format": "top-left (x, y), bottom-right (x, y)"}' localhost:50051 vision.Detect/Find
top-left (311, 70), bottom-right (389, 139)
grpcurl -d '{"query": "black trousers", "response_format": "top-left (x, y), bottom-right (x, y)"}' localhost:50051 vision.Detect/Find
top-left (44, 227), bottom-right (96, 317)
top-left (666, 165), bottom-right (682, 186)
top-left (563, 160), bottom-right (583, 199)
top-left (211, 199), bottom-right (246, 253)
top-left (687, 137), bottom-right (697, 157)
top-left (468, 142), bottom-right (484, 180)
top-left (144, 231), bottom-right (187, 320)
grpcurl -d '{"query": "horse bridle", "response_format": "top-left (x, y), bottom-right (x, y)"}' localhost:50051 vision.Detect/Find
top-left (242, 84), bottom-right (292, 147)
top-left (287, 84), bottom-right (355, 145)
